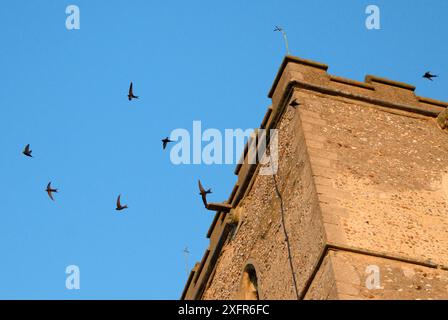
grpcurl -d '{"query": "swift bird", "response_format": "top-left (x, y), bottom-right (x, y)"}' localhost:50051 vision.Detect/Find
top-left (162, 137), bottom-right (174, 150)
top-left (274, 26), bottom-right (283, 32)
top-left (289, 99), bottom-right (300, 109)
top-left (116, 194), bottom-right (128, 211)
top-left (198, 180), bottom-right (212, 208)
top-left (46, 182), bottom-right (58, 201)
top-left (423, 72), bottom-right (438, 81)
top-left (128, 82), bottom-right (139, 100)
top-left (23, 144), bottom-right (33, 157)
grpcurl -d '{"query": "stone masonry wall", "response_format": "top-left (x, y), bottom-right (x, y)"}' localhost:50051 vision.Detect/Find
top-left (183, 56), bottom-right (448, 300)
top-left (295, 89), bottom-right (448, 267)
top-left (202, 102), bottom-right (326, 299)
top-left (305, 250), bottom-right (448, 300)
top-left (201, 87), bottom-right (448, 300)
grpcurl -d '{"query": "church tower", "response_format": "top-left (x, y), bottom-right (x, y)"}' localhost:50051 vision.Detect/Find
top-left (182, 56), bottom-right (448, 300)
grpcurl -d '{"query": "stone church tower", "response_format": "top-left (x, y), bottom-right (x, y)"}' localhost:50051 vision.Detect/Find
top-left (182, 56), bottom-right (448, 300)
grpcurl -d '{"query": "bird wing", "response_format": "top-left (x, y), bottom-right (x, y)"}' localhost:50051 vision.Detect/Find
top-left (129, 82), bottom-right (133, 95)
top-left (47, 182), bottom-right (51, 189)
top-left (117, 195), bottom-right (121, 208)
top-left (163, 140), bottom-right (168, 149)
top-left (24, 144), bottom-right (30, 153)
top-left (47, 189), bottom-right (54, 201)
top-left (198, 180), bottom-right (205, 193)
top-left (201, 193), bottom-right (208, 207)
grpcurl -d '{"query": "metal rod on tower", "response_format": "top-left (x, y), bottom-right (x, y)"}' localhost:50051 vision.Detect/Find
top-left (274, 26), bottom-right (290, 55)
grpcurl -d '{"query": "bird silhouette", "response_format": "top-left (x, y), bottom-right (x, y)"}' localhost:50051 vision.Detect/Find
top-left (23, 144), bottom-right (33, 157)
top-left (198, 180), bottom-right (212, 208)
top-left (128, 82), bottom-right (139, 100)
top-left (423, 72), bottom-right (438, 81)
top-left (274, 26), bottom-right (283, 32)
top-left (46, 182), bottom-right (58, 201)
top-left (162, 137), bottom-right (174, 150)
top-left (116, 194), bottom-right (128, 211)
top-left (289, 99), bottom-right (300, 109)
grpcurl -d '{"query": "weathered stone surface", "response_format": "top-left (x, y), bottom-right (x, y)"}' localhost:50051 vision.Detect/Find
top-left (437, 108), bottom-right (448, 131)
top-left (183, 56), bottom-right (448, 300)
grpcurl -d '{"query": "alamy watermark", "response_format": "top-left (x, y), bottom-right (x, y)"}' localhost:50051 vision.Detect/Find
top-left (365, 5), bottom-right (381, 30)
top-left (365, 265), bottom-right (382, 290)
top-left (167, 121), bottom-right (278, 175)
top-left (65, 265), bottom-right (80, 290)
top-left (66, 5), bottom-right (80, 30)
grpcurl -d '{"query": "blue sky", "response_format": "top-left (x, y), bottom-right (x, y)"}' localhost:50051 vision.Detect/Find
top-left (0, 0), bottom-right (446, 299)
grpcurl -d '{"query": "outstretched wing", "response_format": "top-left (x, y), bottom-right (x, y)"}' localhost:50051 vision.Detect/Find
top-left (117, 194), bottom-right (121, 208)
top-left (198, 180), bottom-right (205, 194)
top-left (46, 182), bottom-right (55, 200)
top-left (198, 180), bottom-right (208, 206)
top-left (129, 82), bottom-right (134, 96)
top-left (46, 183), bottom-right (54, 201)
top-left (201, 193), bottom-right (208, 207)
top-left (163, 140), bottom-right (168, 149)
top-left (24, 144), bottom-right (30, 153)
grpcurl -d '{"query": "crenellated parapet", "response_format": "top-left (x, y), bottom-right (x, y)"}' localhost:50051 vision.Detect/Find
top-left (182, 55), bottom-right (448, 300)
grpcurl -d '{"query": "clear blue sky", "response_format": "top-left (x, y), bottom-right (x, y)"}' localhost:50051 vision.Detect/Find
top-left (0, 0), bottom-right (446, 299)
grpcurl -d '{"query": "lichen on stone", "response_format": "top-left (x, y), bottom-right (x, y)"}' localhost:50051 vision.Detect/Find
top-left (437, 108), bottom-right (448, 131)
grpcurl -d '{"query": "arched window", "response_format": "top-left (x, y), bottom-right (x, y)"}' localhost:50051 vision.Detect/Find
top-left (240, 264), bottom-right (259, 300)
